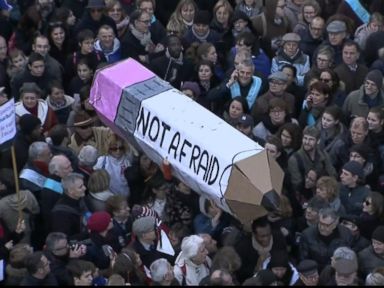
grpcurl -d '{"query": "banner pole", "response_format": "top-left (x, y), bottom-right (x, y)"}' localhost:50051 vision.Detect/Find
top-left (10, 145), bottom-right (22, 221)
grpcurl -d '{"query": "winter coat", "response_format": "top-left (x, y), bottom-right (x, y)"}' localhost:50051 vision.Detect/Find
top-left (334, 63), bottom-right (369, 95)
top-left (85, 190), bottom-right (114, 212)
top-left (358, 245), bottom-right (384, 277)
top-left (120, 29), bottom-right (149, 62)
top-left (68, 126), bottom-right (112, 156)
top-left (339, 184), bottom-right (370, 217)
top-left (46, 94), bottom-right (74, 125)
top-left (5, 265), bottom-right (28, 286)
top-left (74, 11), bottom-right (117, 36)
top-left (174, 251), bottom-right (211, 286)
top-left (20, 273), bottom-right (58, 286)
top-left (297, 27), bottom-right (323, 60)
top-left (94, 38), bottom-right (122, 64)
top-left (299, 225), bottom-right (354, 271)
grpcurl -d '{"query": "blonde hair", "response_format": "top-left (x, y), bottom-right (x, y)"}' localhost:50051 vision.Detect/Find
top-left (88, 169), bottom-right (110, 193)
top-left (213, 0), bottom-right (233, 22)
top-left (316, 176), bottom-right (339, 201)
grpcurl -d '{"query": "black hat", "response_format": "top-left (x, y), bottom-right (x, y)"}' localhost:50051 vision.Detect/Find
top-left (269, 250), bottom-right (289, 268)
top-left (297, 259), bottom-right (318, 276)
top-left (194, 10), bottom-right (210, 26)
top-left (365, 69), bottom-right (383, 89)
top-left (372, 226), bottom-right (384, 243)
top-left (87, 0), bottom-right (106, 9)
top-left (19, 114), bottom-right (42, 135)
top-left (232, 10), bottom-right (249, 23)
top-left (342, 161), bottom-right (364, 179)
top-left (253, 270), bottom-right (277, 286)
top-left (349, 144), bottom-right (370, 161)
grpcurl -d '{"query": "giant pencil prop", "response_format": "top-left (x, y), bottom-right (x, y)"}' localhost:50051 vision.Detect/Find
top-left (90, 58), bottom-right (284, 228)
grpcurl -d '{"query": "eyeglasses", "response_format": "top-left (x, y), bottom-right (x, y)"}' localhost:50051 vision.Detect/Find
top-left (319, 219), bottom-right (337, 228)
top-left (317, 57), bottom-right (330, 63)
top-left (270, 109), bottom-right (285, 114)
top-left (269, 80), bottom-right (285, 85)
top-left (109, 146), bottom-right (124, 152)
top-left (138, 19), bottom-right (151, 24)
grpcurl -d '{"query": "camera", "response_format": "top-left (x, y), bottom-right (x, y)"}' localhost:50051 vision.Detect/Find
top-left (69, 239), bottom-right (92, 250)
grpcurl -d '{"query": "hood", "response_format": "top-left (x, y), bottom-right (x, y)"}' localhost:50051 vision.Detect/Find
top-left (46, 94), bottom-right (75, 111)
top-left (94, 38), bottom-right (121, 55)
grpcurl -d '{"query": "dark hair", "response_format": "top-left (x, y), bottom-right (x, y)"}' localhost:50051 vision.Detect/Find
top-left (309, 81), bottom-right (331, 95)
top-left (24, 251), bottom-right (45, 275)
top-left (130, 9), bottom-right (147, 25)
top-left (165, 34), bottom-right (181, 47)
top-left (251, 216), bottom-right (270, 233)
top-left (276, 122), bottom-right (303, 151)
top-left (323, 105), bottom-right (343, 122)
top-left (48, 124), bottom-right (69, 146)
top-left (228, 96), bottom-right (249, 114)
top-left (369, 106), bottom-right (384, 120)
top-left (342, 39), bottom-right (361, 54)
top-left (234, 31), bottom-right (260, 55)
top-left (105, 195), bottom-right (127, 215)
top-left (77, 29), bottom-right (94, 43)
top-left (266, 135), bottom-right (284, 154)
top-left (28, 52), bottom-right (45, 65)
top-left (46, 20), bottom-right (68, 49)
top-left (268, 97), bottom-right (288, 112)
top-left (48, 80), bottom-right (64, 94)
top-left (196, 59), bottom-right (214, 73)
top-left (307, 195), bottom-right (330, 211)
top-left (77, 57), bottom-right (93, 69)
top-left (51, 7), bottom-right (73, 24)
top-left (67, 259), bottom-right (95, 280)
top-left (281, 64), bottom-right (297, 78)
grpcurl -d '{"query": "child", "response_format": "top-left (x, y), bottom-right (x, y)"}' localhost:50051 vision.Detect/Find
top-left (7, 49), bottom-right (28, 80)
top-left (68, 58), bottom-right (94, 97)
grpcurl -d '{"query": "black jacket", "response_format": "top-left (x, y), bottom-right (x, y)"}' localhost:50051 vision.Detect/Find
top-left (20, 273), bottom-right (58, 286)
top-left (74, 11), bottom-right (117, 36)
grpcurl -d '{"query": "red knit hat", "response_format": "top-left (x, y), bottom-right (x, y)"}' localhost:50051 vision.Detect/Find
top-left (87, 211), bottom-right (111, 233)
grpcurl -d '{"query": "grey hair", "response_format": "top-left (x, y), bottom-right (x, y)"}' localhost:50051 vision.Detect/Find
top-left (150, 258), bottom-right (172, 283)
top-left (239, 59), bottom-right (255, 71)
top-left (28, 141), bottom-right (50, 162)
top-left (181, 235), bottom-right (204, 259)
top-left (48, 155), bottom-right (69, 174)
top-left (332, 246), bottom-right (356, 261)
top-left (78, 145), bottom-right (98, 166)
top-left (319, 207), bottom-right (339, 221)
top-left (45, 232), bottom-right (67, 251)
top-left (61, 172), bottom-right (84, 193)
top-left (365, 272), bottom-right (384, 286)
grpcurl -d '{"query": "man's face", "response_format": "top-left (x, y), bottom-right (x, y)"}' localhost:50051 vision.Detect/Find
top-left (75, 270), bottom-right (93, 286)
top-left (283, 41), bottom-right (299, 57)
top-left (57, 157), bottom-right (73, 178)
top-left (364, 79), bottom-right (379, 96)
top-left (340, 169), bottom-right (357, 187)
top-left (98, 28), bottom-right (115, 49)
top-left (305, 207), bottom-right (319, 223)
top-left (12, 54), bottom-right (27, 70)
top-left (328, 31), bottom-right (346, 46)
top-left (28, 60), bottom-right (45, 77)
top-left (53, 239), bottom-right (69, 256)
top-left (342, 45), bottom-right (359, 66)
top-left (302, 134), bottom-right (317, 152)
top-left (372, 239), bottom-right (384, 255)
top-left (233, 19), bottom-right (248, 33)
top-left (50, 87), bottom-right (65, 103)
top-left (269, 79), bottom-right (287, 95)
top-left (33, 37), bottom-right (50, 57)
top-left (269, 107), bottom-right (286, 125)
top-left (201, 234), bottom-right (218, 254)
top-left (335, 271), bottom-right (356, 286)
top-left (318, 215), bottom-right (338, 236)
top-left (350, 124), bottom-right (367, 144)
top-left (0, 37), bottom-right (7, 61)
top-left (300, 271), bottom-right (319, 286)
top-left (80, 38), bottom-right (95, 54)
top-left (139, 0), bottom-right (154, 18)
top-left (167, 37), bottom-right (182, 58)
top-left (309, 19), bottom-right (324, 39)
top-left (238, 64), bottom-right (253, 86)
top-left (69, 178), bottom-right (86, 199)
top-left (193, 23), bottom-right (209, 36)
top-left (254, 225), bottom-right (272, 247)
top-left (89, 7), bottom-right (104, 21)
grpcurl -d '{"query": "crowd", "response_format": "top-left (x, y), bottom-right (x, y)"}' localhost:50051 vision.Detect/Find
top-left (1, 0), bottom-right (384, 286)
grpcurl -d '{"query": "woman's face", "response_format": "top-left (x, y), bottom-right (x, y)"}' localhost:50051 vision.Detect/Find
top-left (310, 88), bottom-right (328, 107)
top-left (77, 64), bottom-right (93, 81)
top-left (321, 112), bottom-right (337, 129)
top-left (190, 244), bottom-right (208, 265)
top-left (229, 100), bottom-right (243, 119)
top-left (12, 54), bottom-right (27, 70)
top-left (204, 46), bottom-right (217, 64)
top-left (50, 87), bottom-right (65, 103)
top-left (140, 154), bottom-right (152, 170)
top-left (51, 27), bottom-right (65, 46)
top-left (198, 64), bottom-right (213, 81)
top-left (367, 112), bottom-right (383, 132)
top-left (216, 6), bottom-right (230, 25)
top-left (319, 71), bottom-right (333, 88)
top-left (269, 107), bottom-right (286, 125)
top-left (109, 140), bottom-right (124, 159)
top-left (67, 10), bottom-right (76, 26)
top-left (362, 197), bottom-right (373, 214)
top-left (303, 5), bottom-right (316, 23)
top-left (181, 3), bottom-right (195, 23)
top-left (316, 185), bottom-right (329, 200)
top-left (22, 92), bottom-right (38, 109)
top-left (280, 129), bottom-right (292, 147)
top-left (317, 54), bottom-right (331, 70)
top-left (108, 3), bottom-right (123, 23)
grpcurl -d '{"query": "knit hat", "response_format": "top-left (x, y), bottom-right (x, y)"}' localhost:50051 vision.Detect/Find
top-left (194, 10), bottom-right (210, 25)
top-left (131, 205), bottom-right (158, 220)
top-left (365, 69), bottom-right (383, 89)
top-left (181, 81), bottom-right (201, 98)
top-left (19, 114), bottom-right (42, 135)
top-left (297, 259), bottom-right (318, 277)
top-left (19, 82), bottom-right (42, 97)
top-left (342, 161), bottom-right (364, 179)
top-left (268, 250), bottom-right (289, 268)
top-left (132, 216), bottom-right (156, 237)
top-left (349, 144), bottom-right (370, 161)
top-left (87, 211), bottom-right (111, 233)
top-left (372, 226), bottom-right (384, 243)
top-left (326, 20), bottom-right (347, 33)
top-left (232, 10), bottom-right (249, 23)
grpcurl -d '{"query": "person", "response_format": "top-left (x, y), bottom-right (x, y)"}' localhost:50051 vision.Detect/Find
top-left (328, 248), bottom-right (360, 285)
top-left (365, 270), bottom-right (384, 286)
top-left (235, 0), bottom-right (263, 18)
top-left (210, 246), bottom-right (241, 283)
top-left (297, 16), bottom-right (325, 62)
top-left (319, 68), bottom-right (347, 107)
top-left (174, 234), bottom-right (212, 285)
top-left (74, 0), bottom-right (117, 36)
top-left (77, 145), bottom-right (98, 183)
top-left (105, 195), bottom-right (132, 251)
top-left (252, 71), bottom-right (296, 123)
top-left (271, 32), bottom-right (310, 86)
top-left (166, 0), bottom-right (197, 38)
top-left (293, 0), bottom-right (322, 33)
top-left (358, 191), bottom-right (384, 240)
top-left (235, 114), bottom-right (257, 141)
top-left (93, 133), bottom-right (135, 198)
top-left (210, 0), bottom-right (233, 36)
top-left (67, 58), bottom-right (94, 97)
top-left (358, 226), bottom-right (384, 278)
top-left (94, 24), bottom-right (121, 64)
top-left (20, 251), bottom-right (58, 286)
top-left (150, 258), bottom-right (177, 286)
top-left (263, 249), bottom-right (299, 285)
top-left (5, 244), bottom-right (34, 285)
top-left (50, 173), bottom-right (88, 239)
top-left (234, 216), bottom-right (287, 283)
top-left (46, 21), bottom-right (71, 68)
top-left (299, 207), bottom-right (353, 271)
top-left (287, 126), bottom-right (337, 200)
top-left (276, 122), bottom-right (302, 157)
top-left (208, 59), bottom-right (263, 110)
top-left (367, 107), bottom-right (384, 168)
top-left (43, 232), bottom-right (86, 285)
top-left (339, 160), bottom-right (370, 217)
top-left (343, 69), bottom-right (384, 121)
top-left (85, 169), bottom-right (114, 212)
top-left (222, 96), bottom-right (249, 127)
top-left (66, 259), bottom-right (95, 286)
top-left (355, 12), bottom-right (384, 50)
top-left (6, 48), bottom-right (28, 80)
top-left (334, 40), bottom-right (369, 95)
top-left (106, 0), bottom-right (130, 40)
top-left (294, 259), bottom-right (319, 286)
top-left (306, 45), bottom-right (335, 86)
top-left (149, 34), bottom-right (194, 89)
top-left (46, 81), bottom-right (75, 125)
top-left (315, 176), bottom-right (345, 216)
top-left (121, 9), bottom-right (164, 64)
top-left (11, 52), bottom-right (56, 101)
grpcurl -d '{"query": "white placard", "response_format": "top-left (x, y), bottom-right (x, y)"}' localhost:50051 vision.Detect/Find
top-left (0, 98), bottom-right (16, 145)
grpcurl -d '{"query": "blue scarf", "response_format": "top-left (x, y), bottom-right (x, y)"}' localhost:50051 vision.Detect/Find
top-left (43, 178), bottom-right (63, 194)
top-left (345, 0), bottom-right (370, 24)
top-left (230, 76), bottom-right (262, 108)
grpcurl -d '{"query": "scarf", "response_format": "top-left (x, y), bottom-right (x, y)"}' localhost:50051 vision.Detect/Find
top-left (252, 235), bottom-right (273, 257)
top-left (345, 0), bottom-right (370, 24)
top-left (130, 24), bottom-right (153, 48)
top-left (49, 98), bottom-right (66, 110)
top-left (165, 48), bottom-right (183, 65)
top-left (230, 76), bottom-right (262, 108)
top-left (191, 26), bottom-right (209, 42)
top-left (182, 18), bottom-right (193, 27)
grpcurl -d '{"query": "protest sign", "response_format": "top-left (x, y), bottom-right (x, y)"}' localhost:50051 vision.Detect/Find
top-left (0, 98), bottom-right (16, 150)
top-left (90, 58), bottom-right (284, 228)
